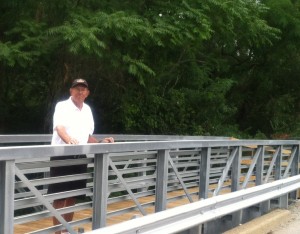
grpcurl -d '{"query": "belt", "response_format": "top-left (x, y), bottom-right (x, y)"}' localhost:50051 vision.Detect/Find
top-left (73, 155), bottom-right (86, 159)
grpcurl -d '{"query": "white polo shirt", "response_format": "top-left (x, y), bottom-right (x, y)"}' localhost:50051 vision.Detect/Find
top-left (51, 97), bottom-right (94, 145)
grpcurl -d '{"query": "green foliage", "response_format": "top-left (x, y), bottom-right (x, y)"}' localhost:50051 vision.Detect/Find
top-left (0, 20), bottom-right (48, 66)
top-left (123, 55), bottom-right (155, 85)
top-left (0, 0), bottom-right (299, 139)
top-left (48, 13), bottom-right (106, 56)
top-left (229, 0), bottom-right (300, 137)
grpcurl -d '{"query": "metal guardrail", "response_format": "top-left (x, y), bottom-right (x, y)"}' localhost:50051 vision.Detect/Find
top-left (85, 175), bottom-right (300, 234)
top-left (0, 135), bottom-right (299, 234)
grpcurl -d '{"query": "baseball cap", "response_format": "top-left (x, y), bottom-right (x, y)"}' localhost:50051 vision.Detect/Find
top-left (71, 79), bottom-right (88, 88)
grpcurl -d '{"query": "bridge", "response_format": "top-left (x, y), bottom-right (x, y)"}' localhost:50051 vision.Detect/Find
top-left (0, 134), bottom-right (299, 234)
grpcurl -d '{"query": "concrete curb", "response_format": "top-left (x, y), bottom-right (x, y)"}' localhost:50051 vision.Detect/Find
top-left (224, 209), bottom-right (291, 234)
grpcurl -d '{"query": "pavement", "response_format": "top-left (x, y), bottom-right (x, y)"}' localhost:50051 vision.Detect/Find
top-left (271, 200), bottom-right (300, 234)
top-left (224, 200), bottom-right (300, 234)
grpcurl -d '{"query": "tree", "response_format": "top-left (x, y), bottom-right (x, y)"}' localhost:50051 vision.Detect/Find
top-left (0, 0), bottom-right (289, 138)
top-left (229, 0), bottom-right (300, 137)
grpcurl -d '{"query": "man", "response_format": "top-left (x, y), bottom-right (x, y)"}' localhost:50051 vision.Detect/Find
top-left (48, 78), bottom-right (114, 234)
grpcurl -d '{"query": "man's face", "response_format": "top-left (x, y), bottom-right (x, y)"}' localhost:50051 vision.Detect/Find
top-left (70, 85), bottom-right (89, 103)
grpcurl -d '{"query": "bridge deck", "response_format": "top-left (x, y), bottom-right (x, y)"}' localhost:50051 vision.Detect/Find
top-left (14, 189), bottom-right (199, 233)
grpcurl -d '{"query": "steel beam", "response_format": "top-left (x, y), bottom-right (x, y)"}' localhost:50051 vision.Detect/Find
top-left (155, 150), bottom-right (169, 212)
top-left (92, 153), bottom-right (109, 229)
top-left (0, 160), bottom-right (15, 234)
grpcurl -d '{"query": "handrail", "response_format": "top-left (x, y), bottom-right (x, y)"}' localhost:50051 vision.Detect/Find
top-left (0, 139), bottom-right (298, 160)
top-left (0, 134), bottom-right (230, 143)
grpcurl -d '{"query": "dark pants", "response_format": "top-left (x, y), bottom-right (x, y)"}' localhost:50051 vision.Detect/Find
top-left (47, 155), bottom-right (87, 200)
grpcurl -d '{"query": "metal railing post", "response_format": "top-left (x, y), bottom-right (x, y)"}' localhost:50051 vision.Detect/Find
top-left (242, 145), bottom-right (264, 223)
top-left (243, 146), bottom-right (266, 222)
top-left (155, 150), bottom-right (169, 212)
top-left (290, 145), bottom-right (299, 200)
top-left (230, 146), bottom-right (242, 229)
top-left (275, 145), bottom-right (282, 180)
top-left (275, 146), bottom-right (288, 209)
top-left (231, 146), bottom-right (242, 192)
top-left (256, 146), bottom-right (264, 186)
top-left (0, 160), bottom-right (15, 234)
top-left (92, 153), bottom-right (109, 230)
top-left (199, 147), bottom-right (211, 200)
top-left (199, 147), bottom-right (211, 234)
top-left (258, 146), bottom-right (270, 214)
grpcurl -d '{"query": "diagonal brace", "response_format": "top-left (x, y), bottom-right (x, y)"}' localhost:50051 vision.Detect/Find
top-left (214, 147), bottom-right (238, 196)
top-left (109, 158), bottom-right (147, 216)
top-left (283, 146), bottom-right (297, 178)
top-left (264, 146), bottom-right (280, 183)
top-left (15, 167), bottom-right (76, 234)
top-left (168, 154), bottom-right (194, 203)
top-left (242, 146), bottom-right (263, 189)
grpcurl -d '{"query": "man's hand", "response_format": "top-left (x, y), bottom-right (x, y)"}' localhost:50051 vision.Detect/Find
top-left (88, 135), bottom-right (114, 143)
top-left (101, 137), bottom-right (114, 143)
top-left (68, 137), bottom-right (79, 144)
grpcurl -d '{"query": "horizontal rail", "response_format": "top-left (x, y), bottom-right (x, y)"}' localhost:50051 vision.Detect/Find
top-left (0, 139), bottom-right (298, 161)
top-left (0, 134), bottom-right (230, 143)
top-left (86, 175), bottom-right (300, 234)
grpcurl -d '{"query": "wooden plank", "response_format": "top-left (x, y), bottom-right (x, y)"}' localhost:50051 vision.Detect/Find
top-left (13, 189), bottom-right (199, 233)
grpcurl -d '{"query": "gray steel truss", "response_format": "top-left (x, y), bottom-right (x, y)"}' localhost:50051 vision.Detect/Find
top-left (0, 135), bottom-right (299, 234)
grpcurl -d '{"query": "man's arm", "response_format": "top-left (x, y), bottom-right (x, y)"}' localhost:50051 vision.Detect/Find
top-left (56, 125), bottom-right (79, 144)
top-left (88, 135), bottom-right (114, 143)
